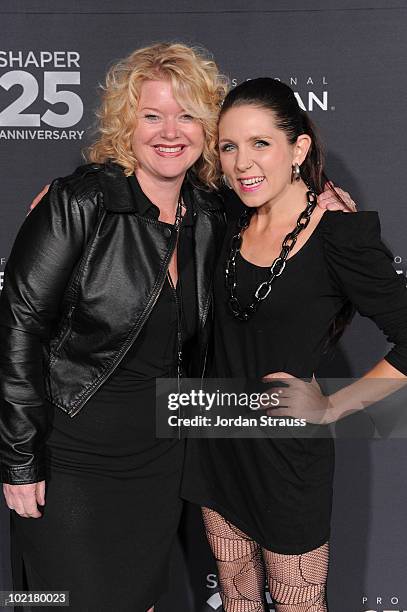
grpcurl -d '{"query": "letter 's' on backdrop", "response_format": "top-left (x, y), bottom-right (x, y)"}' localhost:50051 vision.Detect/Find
top-left (1, 2), bottom-right (407, 611)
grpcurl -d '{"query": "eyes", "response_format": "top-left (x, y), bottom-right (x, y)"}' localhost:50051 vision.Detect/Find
top-left (220, 143), bottom-right (235, 153)
top-left (143, 113), bottom-right (195, 123)
top-left (220, 140), bottom-right (270, 153)
top-left (143, 114), bottom-right (160, 122)
top-left (254, 139), bottom-right (269, 148)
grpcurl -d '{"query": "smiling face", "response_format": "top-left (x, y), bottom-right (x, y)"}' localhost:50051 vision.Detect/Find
top-left (219, 104), bottom-right (311, 208)
top-left (131, 79), bottom-right (205, 183)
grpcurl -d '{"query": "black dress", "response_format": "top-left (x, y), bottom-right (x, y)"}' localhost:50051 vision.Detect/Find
top-left (11, 176), bottom-right (197, 611)
top-left (181, 209), bottom-right (407, 555)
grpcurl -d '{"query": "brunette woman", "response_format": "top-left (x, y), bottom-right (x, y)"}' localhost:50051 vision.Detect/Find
top-left (182, 78), bottom-right (407, 611)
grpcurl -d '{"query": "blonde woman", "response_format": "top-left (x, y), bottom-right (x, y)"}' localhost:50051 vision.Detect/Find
top-left (0, 43), bottom-right (227, 612)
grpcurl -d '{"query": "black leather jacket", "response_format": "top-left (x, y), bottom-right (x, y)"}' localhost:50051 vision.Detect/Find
top-left (0, 163), bottom-right (226, 485)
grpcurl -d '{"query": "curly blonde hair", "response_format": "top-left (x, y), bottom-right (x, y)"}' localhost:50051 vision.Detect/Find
top-left (87, 42), bottom-right (229, 188)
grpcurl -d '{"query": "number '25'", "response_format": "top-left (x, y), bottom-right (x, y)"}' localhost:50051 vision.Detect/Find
top-left (0, 70), bottom-right (83, 127)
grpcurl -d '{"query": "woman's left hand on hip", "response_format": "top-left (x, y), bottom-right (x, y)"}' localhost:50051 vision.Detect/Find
top-left (262, 371), bottom-right (335, 424)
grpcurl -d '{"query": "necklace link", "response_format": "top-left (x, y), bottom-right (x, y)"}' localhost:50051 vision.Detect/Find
top-left (254, 281), bottom-right (272, 301)
top-left (225, 189), bottom-right (317, 320)
top-left (270, 257), bottom-right (286, 277)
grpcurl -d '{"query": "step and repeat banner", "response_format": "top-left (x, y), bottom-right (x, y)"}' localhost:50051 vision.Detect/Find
top-left (1, 1), bottom-right (407, 611)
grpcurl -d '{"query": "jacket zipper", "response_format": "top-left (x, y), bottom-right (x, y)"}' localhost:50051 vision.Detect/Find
top-left (170, 209), bottom-right (183, 387)
top-left (199, 209), bottom-right (224, 333)
top-left (52, 210), bottom-right (105, 360)
top-left (68, 222), bottom-right (180, 417)
top-left (55, 304), bottom-right (75, 354)
top-left (199, 211), bottom-right (225, 378)
top-left (167, 271), bottom-right (183, 382)
top-left (166, 208), bottom-right (183, 439)
top-left (200, 299), bottom-right (211, 380)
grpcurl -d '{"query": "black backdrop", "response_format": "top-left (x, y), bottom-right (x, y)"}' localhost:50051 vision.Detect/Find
top-left (1, 2), bottom-right (407, 611)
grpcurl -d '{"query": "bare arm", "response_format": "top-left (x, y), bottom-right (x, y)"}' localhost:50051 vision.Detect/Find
top-left (264, 364), bottom-right (406, 425)
top-left (264, 212), bottom-right (407, 425)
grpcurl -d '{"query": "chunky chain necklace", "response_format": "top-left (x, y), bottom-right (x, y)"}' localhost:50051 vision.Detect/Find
top-left (225, 189), bottom-right (317, 321)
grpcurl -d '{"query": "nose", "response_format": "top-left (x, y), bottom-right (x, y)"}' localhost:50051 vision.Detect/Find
top-left (235, 148), bottom-right (253, 173)
top-left (160, 117), bottom-right (179, 141)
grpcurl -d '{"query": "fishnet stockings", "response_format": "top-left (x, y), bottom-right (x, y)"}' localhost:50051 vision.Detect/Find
top-left (202, 507), bottom-right (328, 612)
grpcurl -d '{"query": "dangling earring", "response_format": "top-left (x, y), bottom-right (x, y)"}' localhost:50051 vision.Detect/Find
top-left (291, 163), bottom-right (301, 182)
top-left (221, 174), bottom-right (232, 189)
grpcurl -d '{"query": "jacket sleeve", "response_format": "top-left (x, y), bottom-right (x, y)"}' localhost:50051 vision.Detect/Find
top-left (0, 177), bottom-right (100, 484)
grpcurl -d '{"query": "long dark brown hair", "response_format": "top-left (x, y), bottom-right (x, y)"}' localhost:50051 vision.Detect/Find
top-left (220, 77), bottom-right (354, 345)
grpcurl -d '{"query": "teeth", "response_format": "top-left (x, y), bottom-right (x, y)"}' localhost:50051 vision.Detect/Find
top-left (156, 146), bottom-right (183, 153)
top-left (240, 177), bottom-right (264, 186)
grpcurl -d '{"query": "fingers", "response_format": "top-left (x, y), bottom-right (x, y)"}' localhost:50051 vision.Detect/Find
top-left (262, 374), bottom-right (306, 405)
top-left (3, 482), bottom-right (45, 518)
top-left (28, 184), bottom-right (50, 214)
top-left (334, 188), bottom-right (357, 212)
top-left (317, 191), bottom-right (343, 209)
top-left (317, 184), bottom-right (357, 213)
top-left (321, 181), bottom-right (335, 193)
top-left (262, 371), bottom-right (295, 380)
top-left (36, 480), bottom-right (46, 506)
top-left (310, 375), bottom-right (322, 390)
top-left (266, 408), bottom-right (290, 417)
